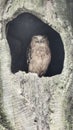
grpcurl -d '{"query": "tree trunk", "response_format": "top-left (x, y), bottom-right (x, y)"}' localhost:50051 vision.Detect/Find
top-left (0, 0), bottom-right (73, 130)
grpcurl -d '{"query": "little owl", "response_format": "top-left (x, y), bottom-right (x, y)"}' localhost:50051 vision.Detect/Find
top-left (27, 35), bottom-right (51, 76)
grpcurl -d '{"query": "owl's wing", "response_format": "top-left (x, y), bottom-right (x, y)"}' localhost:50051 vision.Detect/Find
top-left (27, 46), bottom-right (31, 64)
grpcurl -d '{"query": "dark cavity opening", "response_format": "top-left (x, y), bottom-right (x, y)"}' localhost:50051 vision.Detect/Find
top-left (6, 12), bottom-right (64, 77)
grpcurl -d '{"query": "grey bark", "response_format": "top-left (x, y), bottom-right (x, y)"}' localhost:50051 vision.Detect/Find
top-left (0, 0), bottom-right (73, 130)
top-left (66, 0), bottom-right (73, 28)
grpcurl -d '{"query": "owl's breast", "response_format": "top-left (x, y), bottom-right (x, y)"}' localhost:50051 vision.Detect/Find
top-left (28, 46), bottom-right (51, 76)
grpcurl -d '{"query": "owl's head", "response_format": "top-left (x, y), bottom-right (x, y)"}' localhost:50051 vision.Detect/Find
top-left (31, 35), bottom-right (49, 45)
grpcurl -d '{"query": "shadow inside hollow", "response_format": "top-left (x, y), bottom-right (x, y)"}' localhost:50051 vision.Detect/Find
top-left (6, 12), bottom-right (64, 76)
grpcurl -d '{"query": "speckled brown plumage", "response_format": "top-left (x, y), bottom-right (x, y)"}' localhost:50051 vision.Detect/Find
top-left (27, 35), bottom-right (51, 76)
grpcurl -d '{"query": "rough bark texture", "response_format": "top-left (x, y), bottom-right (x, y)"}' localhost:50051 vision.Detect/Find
top-left (0, 0), bottom-right (73, 130)
top-left (66, 0), bottom-right (73, 28)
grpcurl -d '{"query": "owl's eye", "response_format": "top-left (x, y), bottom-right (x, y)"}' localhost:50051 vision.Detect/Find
top-left (42, 40), bottom-right (45, 42)
top-left (41, 39), bottom-right (45, 43)
top-left (35, 40), bottom-right (39, 43)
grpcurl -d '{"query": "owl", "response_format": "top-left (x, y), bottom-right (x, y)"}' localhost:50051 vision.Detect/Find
top-left (27, 35), bottom-right (51, 77)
